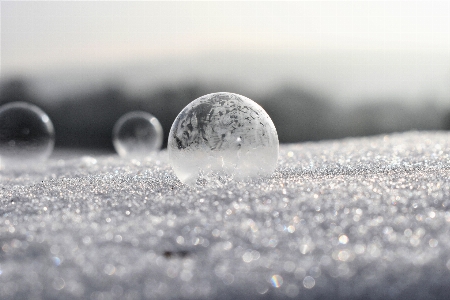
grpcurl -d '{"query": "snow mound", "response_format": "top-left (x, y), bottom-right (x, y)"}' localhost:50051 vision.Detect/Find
top-left (1, 131), bottom-right (450, 299)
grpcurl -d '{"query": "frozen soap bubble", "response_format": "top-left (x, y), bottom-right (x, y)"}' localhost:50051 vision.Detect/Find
top-left (113, 111), bottom-right (163, 158)
top-left (168, 92), bottom-right (279, 186)
top-left (0, 102), bottom-right (55, 168)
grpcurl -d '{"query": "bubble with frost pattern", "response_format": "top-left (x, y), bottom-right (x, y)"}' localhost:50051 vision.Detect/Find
top-left (113, 111), bottom-right (163, 158)
top-left (0, 102), bottom-right (54, 167)
top-left (168, 92), bottom-right (279, 186)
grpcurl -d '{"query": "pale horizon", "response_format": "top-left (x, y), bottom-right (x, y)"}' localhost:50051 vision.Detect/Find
top-left (2, 1), bottom-right (450, 105)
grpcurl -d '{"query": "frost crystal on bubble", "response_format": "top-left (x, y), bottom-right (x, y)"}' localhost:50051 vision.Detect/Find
top-left (168, 92), bottom-right (279, 186)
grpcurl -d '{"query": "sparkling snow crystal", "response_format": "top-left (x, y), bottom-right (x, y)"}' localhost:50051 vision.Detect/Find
top-left (0, 131), bottom-right (450, 299)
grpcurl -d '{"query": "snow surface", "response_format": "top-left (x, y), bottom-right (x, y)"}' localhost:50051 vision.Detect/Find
top-left (1, 131), bottom-right (450, 300)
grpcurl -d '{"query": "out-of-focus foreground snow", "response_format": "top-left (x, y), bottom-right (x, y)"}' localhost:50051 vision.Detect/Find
top-left (1, 131), bottom-right (450, 300)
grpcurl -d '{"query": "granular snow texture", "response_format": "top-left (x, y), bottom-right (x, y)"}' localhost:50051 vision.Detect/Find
top-left (1, 131), bottom-right (450, 300)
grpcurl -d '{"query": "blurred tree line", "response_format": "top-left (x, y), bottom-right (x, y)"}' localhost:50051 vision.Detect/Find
top-left (0, 78), bottom-right (448, 151)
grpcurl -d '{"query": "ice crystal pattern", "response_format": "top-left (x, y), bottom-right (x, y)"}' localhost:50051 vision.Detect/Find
top-left (168, 92), bottom-right (279, 186)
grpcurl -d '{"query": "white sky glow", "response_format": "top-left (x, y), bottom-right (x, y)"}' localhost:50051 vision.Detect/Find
top-left (1, 1), bottom-right (450, 103)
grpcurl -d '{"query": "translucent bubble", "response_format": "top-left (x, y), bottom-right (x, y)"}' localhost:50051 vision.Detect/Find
top-left (0, 102), bottom-right (55, 168)
top-left (168, 92), bottom-right (279, 186)
top-left (112, 111), bottom-right (163, 158)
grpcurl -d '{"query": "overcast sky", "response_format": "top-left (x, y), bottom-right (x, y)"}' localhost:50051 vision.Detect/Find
top-left (1, 1), bottom-right (450, 103)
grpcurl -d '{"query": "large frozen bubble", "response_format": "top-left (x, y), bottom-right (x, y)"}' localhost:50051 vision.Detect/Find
top-left (168, 92), bottom-right (279, 186)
